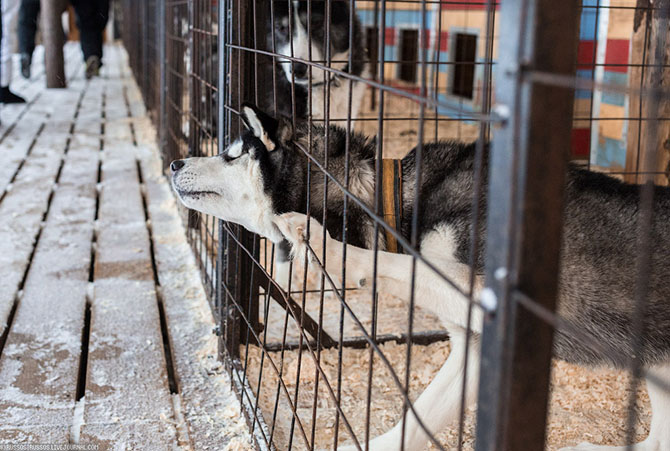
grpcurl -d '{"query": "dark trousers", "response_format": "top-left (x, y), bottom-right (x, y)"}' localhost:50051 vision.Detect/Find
top-left (18, 0), bottom-right (39, 57)
top-left (70, 0), bottom-right (109, 60)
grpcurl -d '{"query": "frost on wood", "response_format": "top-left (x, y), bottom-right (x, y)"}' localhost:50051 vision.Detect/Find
top-left (134, 110), bottom-right (253, 449)
top-left (0, 44), bottom-right (253, 449)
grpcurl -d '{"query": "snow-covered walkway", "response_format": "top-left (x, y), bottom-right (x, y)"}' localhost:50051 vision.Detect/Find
top-left (0, 43), bottom-right (251, 450)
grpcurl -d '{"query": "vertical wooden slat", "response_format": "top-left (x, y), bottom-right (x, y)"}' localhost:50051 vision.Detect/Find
top-left (0, 74), bottom-right (90, 443)
top-left (80, 80), bottom-right (177, 448)
top-left (475, 1), bottom-right (581, 450)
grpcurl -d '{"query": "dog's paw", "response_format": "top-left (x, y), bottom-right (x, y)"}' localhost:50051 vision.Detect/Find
top-left (273, 212), bottom-right (329, 262)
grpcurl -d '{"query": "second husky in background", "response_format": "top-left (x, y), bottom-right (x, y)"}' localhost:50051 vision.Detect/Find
top-left (262, 0), bottom-right (369, 124)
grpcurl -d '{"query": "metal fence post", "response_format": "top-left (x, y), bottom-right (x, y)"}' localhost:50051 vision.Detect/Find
top-left (142, 1), bottom-right (148, 98)
top-left (475, 1), bottom-right (581, 450)
top-left (158, 0), bottom-right (167, 163)
top-left (217, 0), bottom-right (228, 360)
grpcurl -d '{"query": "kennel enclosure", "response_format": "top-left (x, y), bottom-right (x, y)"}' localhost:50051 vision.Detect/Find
top-left (121, 0), bottom-right (670, 449)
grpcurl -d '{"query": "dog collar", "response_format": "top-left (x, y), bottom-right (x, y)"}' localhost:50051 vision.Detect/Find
top-left (381, 159), bottom-right (403, 253)
top-left (308, 63), bottom-right (349, 88)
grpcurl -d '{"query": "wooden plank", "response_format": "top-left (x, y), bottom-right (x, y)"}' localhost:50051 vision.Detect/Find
top-left (624, 7), bottom-right (670, 185)
top-left (0, 75), bottom-right (93, 442)
top-left (0, 43), bottom-right (82, 129)
top-left (0, 427), bottom-right (72, 443)
top-left (0, 134), bottom-right (99, 442)
top-left (81, 140), bottom-right (177, 446)
top-left (128, 64), bottom-right (253, 447)
top-left (0, 88), bottom-right (82, 337)
top-left (139, 145), bottom-right (254, 449)
top-left (0, 110), bottom-right (51, 194)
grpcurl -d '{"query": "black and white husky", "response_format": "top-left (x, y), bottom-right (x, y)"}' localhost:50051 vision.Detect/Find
top-left (260, 0), bottom-right (369, 123)
top-left (171, 105), bottom-right (670, 451)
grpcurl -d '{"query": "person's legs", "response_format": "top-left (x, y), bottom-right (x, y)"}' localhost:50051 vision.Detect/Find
top-left (70, 0), bottom-right (109, 60)
top-left (17, 0), bottom-right (40, 79)
top-left (18, 0), bottom-right (39, 56)
top-left (70, 0), bottom-right (109, 79)
top-left (1, 0), bottom-right (25, 103)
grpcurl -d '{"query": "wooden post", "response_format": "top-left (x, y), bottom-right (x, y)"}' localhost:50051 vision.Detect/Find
top-left (41, 0), bottom-right (66, 88)
top-left (624, 0), bottom-right (670, 185)
top-left (475, 1), bottom-right (580, 449)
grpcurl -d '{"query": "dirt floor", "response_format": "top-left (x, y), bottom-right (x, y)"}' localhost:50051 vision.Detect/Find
top-left (244, 338), bottom-right (651, 450)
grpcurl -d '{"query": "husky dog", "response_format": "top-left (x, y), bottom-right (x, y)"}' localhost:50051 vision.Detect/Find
top-left (261, 0), bottom-right (369, 123)
top-left (171, 105), bottom-right (670, 451)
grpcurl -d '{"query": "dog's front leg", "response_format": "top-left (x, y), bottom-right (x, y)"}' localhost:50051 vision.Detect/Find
top-left (274, 213), bottom-right (484, 450)
top-left (273, 213), bottom-right (483, 333)
top-left (338, 331), bottom-right (480, 451)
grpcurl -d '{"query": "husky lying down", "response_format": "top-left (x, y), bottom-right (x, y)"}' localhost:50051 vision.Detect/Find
top-left (171, 105), bottom-right (670, 451)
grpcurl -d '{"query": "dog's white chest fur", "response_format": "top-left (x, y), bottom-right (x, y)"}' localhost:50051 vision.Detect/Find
top-left (307, 75), bottom-right (367, 123)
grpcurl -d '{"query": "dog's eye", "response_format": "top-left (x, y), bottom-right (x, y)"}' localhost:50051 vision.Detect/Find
top-left (223, 153), bottom-right (242, 162)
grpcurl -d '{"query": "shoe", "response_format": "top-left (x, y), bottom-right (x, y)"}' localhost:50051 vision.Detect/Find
top-left (20, 54), bottom-right (31, 79)
top-left (0, 87), bottom-right (26, 104)
top-left (85, 55), bottom-right (101, 79)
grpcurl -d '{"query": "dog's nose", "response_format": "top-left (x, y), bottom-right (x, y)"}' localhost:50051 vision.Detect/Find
top-left (293, 62), bottom-right (308, 79)
top-left (171, 160), bottom-right (185, 172)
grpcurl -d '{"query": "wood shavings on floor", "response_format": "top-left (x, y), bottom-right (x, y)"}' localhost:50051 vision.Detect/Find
top-left (243, 339), bottom-right (651, 450)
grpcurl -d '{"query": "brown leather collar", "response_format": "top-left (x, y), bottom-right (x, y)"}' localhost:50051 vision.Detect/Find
top-left (381, 159), bottom-right (403, 253)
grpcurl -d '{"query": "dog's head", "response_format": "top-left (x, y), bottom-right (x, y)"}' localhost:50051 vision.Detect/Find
top-left (272, 0), bottom-right (356, 85)
top-left (170, 104), bottom-right (294, 243)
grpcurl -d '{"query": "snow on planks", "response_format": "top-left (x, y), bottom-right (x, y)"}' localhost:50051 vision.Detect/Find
top-left (0, 43), bottom-right (253, 449)
top-left (80, 81), bottom-right (177, 447)
top-left (0, 85), bottom-right (84, 339)
top-left (134, 118), bottom-right (255, 449)
top-left (0, 79), bottom-right (100, 442)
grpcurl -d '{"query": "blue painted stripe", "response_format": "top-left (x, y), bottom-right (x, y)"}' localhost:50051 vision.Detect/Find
top-left (575, 69), bottom-right (594, 100)
top-left (384, 45), bottom-right (395, 62)
top-left (435, 93), bottom-right (478, 121)
top-left (357, 10), bottom-right (375, 26)
top-left (603, 71), bottom-right (628, 85)
top-left (356, 9), bottom-right (437, 29)
top-left (601, 71), bottom-right (628, 106)
top-left (595, 137), bottom-right (626, 168)
top-left (579, 0), bottom-right (598, 41)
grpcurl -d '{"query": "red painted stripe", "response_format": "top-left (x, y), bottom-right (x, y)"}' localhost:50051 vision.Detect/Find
top-left (441, 0), bottom-right (500, 11)
top-left (577, 40), bottom-right (595, 69)
top-left (384, 27), bottom-right (396, 46)
top-left (438, 31), bottom-right (449, 52)
top-left (571, 128), bottom-right (591, 157)
top-left (388, 82), bottom-right (422, 96)
top-left (604, 39), bottom-right (630, 73)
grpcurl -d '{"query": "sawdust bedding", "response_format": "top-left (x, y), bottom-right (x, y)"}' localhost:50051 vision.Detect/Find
top-left (248, 260), bottom-right (650, 450)
top-left (244, 337), bottom-right (651, 450)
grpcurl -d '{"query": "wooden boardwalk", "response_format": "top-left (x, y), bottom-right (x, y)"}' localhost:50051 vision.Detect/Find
top-left (0, 44), bottom-right (251, 450)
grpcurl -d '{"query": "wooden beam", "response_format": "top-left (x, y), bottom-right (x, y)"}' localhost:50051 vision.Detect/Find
top-left (40, 0), bottom-right (66, 88)
top-left (624, 0), bottom-right (670, 185)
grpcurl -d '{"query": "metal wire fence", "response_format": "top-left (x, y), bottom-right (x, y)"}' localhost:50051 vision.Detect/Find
top-left (121, 0), bottom-right (670, 449)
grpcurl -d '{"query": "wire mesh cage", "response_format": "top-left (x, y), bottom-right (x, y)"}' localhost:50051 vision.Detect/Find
top-left (121, 0), bottom-right (670, 449)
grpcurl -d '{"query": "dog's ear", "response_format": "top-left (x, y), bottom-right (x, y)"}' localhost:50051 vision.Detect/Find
top-left (241, 103), bottom-right (280, 151)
